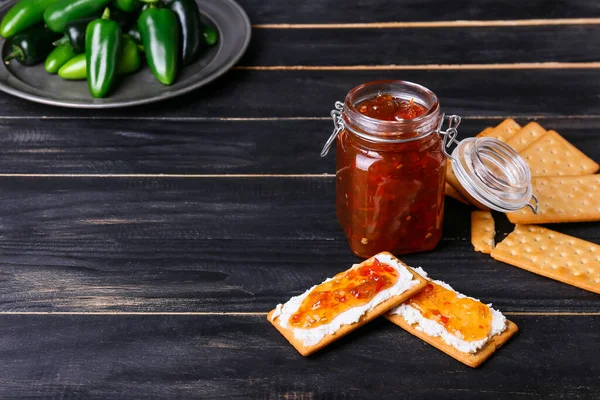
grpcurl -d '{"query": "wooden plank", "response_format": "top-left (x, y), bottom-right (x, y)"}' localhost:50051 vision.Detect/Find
top-left (0, 314), bottom-right (598, 398)
top-left (0, 117), bottom-right (598, 175)
top-left (0, 119), bottom-right (333, 174)
top-left (236, 0), bottom-right (600, 24)
top-left (0, 178), bottom-right (597, 313)
top-left (242, 26), bottom-right (600, 66)
top-left (2, 70), bottom-right (600, 118)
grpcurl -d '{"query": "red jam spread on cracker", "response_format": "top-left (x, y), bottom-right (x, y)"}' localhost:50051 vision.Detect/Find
top-left (336, 93), bottom-right (445, 257)
top-left (289, 258), bottom-right (399, 329)
top-left (356, 94), bottom-right (428, 121)
top-left (408, 282), bottom-right (492, 341)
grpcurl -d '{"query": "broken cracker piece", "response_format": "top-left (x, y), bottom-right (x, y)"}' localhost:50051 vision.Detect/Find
top-left (471, 211), bottom-right (495, 254)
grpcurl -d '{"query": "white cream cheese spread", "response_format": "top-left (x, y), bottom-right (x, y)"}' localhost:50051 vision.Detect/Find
top-left (270, 253), bottom-right (420, 347)
top-left (390, 267), bottom-right (507, 354)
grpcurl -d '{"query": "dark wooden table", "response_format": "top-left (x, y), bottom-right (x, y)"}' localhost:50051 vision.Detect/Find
top-left (1, 0), bottom-right (599, 398)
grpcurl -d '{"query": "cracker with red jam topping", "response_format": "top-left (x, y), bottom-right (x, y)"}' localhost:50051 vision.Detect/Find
top-left (267, 252), bottom-right (427, 356)
top-left (386, 267), bottom-right (518, 368)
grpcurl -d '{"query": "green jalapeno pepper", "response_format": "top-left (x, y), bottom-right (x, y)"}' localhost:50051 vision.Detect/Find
top-left (86, 8), bottom-right (121, 97)
top-left (105, 5), bottom-right (137, 30)
top-left (116, 35), bottom-right (141, 74)
top-left (44, 0), bottom-right (112, 32)
top-left (138, 5), bottom-right (178, 85)
top-left (113, 0), bottom-right (140, 13)
top-left (57, 53), bottom-right (87, 79)
top-left (168, 0), bottom-right (204, 66)
top-left (53, 6), bottom-right (133, 53)
top-left (58, 34), bottom-right (141, 79)
top-left (53, 16), bottom-right (95, 53)
top-left (44, 42), bottom-right (76, 73)
top-left (126, 25), bottom-right (141, 44)
top-left (4, 25), bottom-right (61, 65)
top-left (202, 24), bottom-right (218, 46)
top-left (0, 0), bottom-right (60, 38)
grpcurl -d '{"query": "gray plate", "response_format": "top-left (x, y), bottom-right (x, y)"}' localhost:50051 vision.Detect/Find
top-left (0, 0), bottom-right (251, 108)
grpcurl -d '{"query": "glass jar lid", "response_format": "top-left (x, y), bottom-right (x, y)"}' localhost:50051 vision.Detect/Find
top-left (451, 137), bottom-right (538, 212)
top-left (437, 115), bottom-right (538, 213)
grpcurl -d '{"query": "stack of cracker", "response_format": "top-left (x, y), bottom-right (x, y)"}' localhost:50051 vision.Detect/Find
top-left (460, 119), bottom-right (600, 294)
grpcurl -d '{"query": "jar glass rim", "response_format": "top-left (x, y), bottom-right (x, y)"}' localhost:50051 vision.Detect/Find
top-left (344, 80), bottom-right (441, 127)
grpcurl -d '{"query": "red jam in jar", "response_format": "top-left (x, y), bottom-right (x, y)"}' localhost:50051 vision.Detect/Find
top-left (335, 81), bottom-right (446, 258)
top-left (356, 94), bottom-right (428, 121)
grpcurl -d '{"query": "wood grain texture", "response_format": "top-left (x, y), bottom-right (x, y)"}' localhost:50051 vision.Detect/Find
top-left (0, 117), bottom-right (599, 175)
top-left (0, 0), bottom-right (598, 395)
top-left (0, 314), bottom-right (598, 399)
top-left (0, 178), bottom-right (597, 313)
top-left (241, 25), bottom-right (600, 66)
top-left (3, 70), bottom-right (600, 118)
top-left (235, 0), bottom-right (600, 24)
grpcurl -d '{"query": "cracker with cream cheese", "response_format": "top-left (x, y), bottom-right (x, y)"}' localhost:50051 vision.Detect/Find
top-left (386, 268), bottom-right (518, 368)
top-left (268, 252), bottom-right (427, 356)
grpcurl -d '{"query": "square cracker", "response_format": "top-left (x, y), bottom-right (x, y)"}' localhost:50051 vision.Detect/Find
top-left (477, 119), bottom-right (521, 143)
top-left (445, 182), bottom-right (469, 205)
top-left (446, 162), bottom-right (490, 210)
top-left (267, 254), bottom-right (428, 356)
top-left (507, 175), bottom-right (600, 224)
top-left (519, 130), bottom-right (599, 176)
top-left (491, 225), bottom-right (600, 294)
top-left (471, 211), bottom-right (495, 254)
top-left (385, 313), bottom-right (518, 368)
top-left (506, 122), bottom-right (547, 153)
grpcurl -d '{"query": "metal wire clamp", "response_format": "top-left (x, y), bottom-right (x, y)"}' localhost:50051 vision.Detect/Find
top-left (320, 101), bottom-right (345, 157)
top-left (437, 113), bottom-right (462, 162)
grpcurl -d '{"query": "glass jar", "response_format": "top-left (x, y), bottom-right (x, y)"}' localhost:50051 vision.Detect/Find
top-left (330, 81), bottom-right (445, 257)
top-left (321, 80), bottom-right (538, 259)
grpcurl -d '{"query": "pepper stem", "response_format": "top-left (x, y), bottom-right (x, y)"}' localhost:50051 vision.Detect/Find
top-left (53, 36), bottom-right (69, 47)
top-left (4, 46), bottom-right (23, 64)
top-left (101, 7), bottom-right (111, 19)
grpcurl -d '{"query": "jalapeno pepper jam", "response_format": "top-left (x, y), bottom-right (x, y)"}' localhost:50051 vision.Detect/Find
top-left (408, 282), bottom-right (492, 341)
top-left (289, 258), bottom-right (398, 329)
top-left (357, 94), bottom-right (428, 121)
top-left (336, 93), bottom-right (446, 258)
